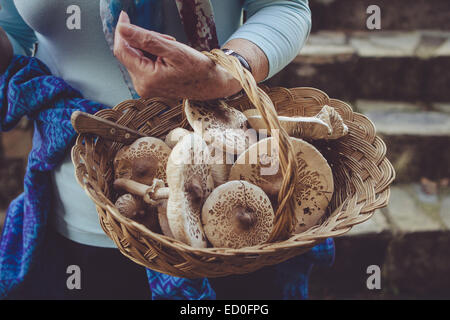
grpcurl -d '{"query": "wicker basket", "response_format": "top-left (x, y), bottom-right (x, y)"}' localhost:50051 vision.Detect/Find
top-left (71, 50), bottom-right (395, 278)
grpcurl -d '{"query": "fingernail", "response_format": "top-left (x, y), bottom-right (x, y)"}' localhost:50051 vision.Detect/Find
top-left (118, 10), bottom-right (130, 23)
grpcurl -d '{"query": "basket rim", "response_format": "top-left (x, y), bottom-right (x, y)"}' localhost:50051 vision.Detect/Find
top-left (70, 87), bottom-right (395, 257)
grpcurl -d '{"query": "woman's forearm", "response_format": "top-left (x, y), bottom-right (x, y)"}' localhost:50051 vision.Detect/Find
top-left (0, 27), bottom-right (13, 73)
top-left (222, 38), bottom-right (269, 83)
top-left (228, 0), bottom-right (312, 79)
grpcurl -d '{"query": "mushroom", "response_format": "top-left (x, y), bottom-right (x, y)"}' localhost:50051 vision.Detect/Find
top-left (114, 193), bottom-right (161, 233)
top-left (114, 133), bottom-right (214, 248)
top-left (115, 193), bottom-right (146, 219)
top-left (202, 180), bottom-right (274, 249)
top-left (320, 105), bottom-right (348, 139)
top-left (114, 137), bottom-right (171, 185)
top-left (229, 137), bottom-right (334, 233)
top-left (166, 133), bottom-right (214, 248)
top-left (164, 127), bottom-right (191, 149)
top-left (184, 100), bottom-right (257, 155)
top-left (114, 178), bottom-right (172, 236)
top-left (243, 105), bottom-right (348, 140)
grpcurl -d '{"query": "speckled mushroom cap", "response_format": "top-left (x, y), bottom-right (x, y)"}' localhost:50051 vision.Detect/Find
top-left (229, 137), bottom-right (334, 233)
top-left (202, 181), bottom-right (274, 249)
top-left (114, 137), bottom-right (171, 185)
top-left (166, 133), bottom-right (215, 248)
top-left (115, 193), bottom-right (146, 219)
top-left (184, 100), bottom-right (257, 154)
top-left (115, 193), bottom-right (160, 233)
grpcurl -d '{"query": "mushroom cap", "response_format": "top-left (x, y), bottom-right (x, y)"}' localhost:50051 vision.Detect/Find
top-left (166, 133), bottom-right (214, 248)
top-left (114, 137), bottom-right (171, 185)
top-left (317, 105), bottom-right (348, 139)
top-left (115, 193), bottom-right (146, 219)
top-left (164, 127), bottom-right (191, 149)
top-left (115, 193), bottom-right (161, 232)
top-left (202, 180), bottom-right (274, 249)
top-left (229, 137), bottom-right (334, 233)
top-left (243, 109), bottom-right (332, 140)
top-left (184, 100), bottom-right (257, 154)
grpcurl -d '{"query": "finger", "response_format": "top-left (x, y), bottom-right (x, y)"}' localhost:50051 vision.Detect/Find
top-left (160, 34), bottom-right (176, 41)
top-left (117, 22), bottom-right (178, 58)
top-left (114, 11), bottom-right (129, 57)
top-left (115, 35), bottom-right (153, 74)
top-left (115, 12), bottom-right (154, 73)
top-left (118, 10), bottom-right (130, 24)
top-left (119, 11), bottom-right (175, 41)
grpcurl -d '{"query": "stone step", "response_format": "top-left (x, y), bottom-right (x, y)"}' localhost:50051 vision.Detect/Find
top-left (309, 184), bottom-right (450, 299)
top-left (267, 31), bottom-right (450, 102)
top-left (355, 100), bottom-right (450, 183)
top-left (310, 0), bottom-right (450, 32)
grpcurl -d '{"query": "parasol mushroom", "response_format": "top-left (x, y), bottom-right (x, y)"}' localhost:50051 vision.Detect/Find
top-left (114, 178), bottom-right (172, 236)
top-left (229, 137), bottom-right (334, 233)
top-left (243, 105), bottom-right (348, 140)
top-left (114, 137), bottom-right (171, 185)
top-left (115, 133), bottom-right (214, 247)
top-left (166, 133), bottom-right (215, 248)
top-left (184, 100), bottom-right (257, 155)
top-left (202, 180), bottom-right (274, 249)
top-left (164, 127), bottom-right (191, 149)
top-left (114, 193), bottom-right (161, 233)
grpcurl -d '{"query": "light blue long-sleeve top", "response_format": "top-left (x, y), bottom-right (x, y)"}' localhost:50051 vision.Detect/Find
top-left (0, 0), bottom-right (311, 248)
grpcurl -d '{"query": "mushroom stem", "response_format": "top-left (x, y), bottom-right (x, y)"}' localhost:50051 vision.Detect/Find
top-left (114, 178), bottom-right (169, 205)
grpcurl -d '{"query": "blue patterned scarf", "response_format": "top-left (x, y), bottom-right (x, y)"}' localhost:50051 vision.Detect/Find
top-left (0, 55), bottom-right (104, 297)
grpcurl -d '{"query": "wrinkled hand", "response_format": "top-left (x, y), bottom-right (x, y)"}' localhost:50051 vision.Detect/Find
top-left (113, 11), bottom-right (241, 100)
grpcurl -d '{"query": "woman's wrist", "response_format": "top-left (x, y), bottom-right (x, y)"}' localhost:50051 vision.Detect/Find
top-left (213, 64), bottom-right (242, 99)
top-left (222, 39), bottom-right (269, 83)
top-left (0, 27), bottom-right (13, 73)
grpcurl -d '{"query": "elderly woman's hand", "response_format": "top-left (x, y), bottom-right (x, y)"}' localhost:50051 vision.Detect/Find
top-left (113, 11), bottom-right (241, 100)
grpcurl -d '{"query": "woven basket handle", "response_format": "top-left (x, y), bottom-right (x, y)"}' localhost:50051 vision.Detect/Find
top-left (198, 49), bottom-right (298, 242)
